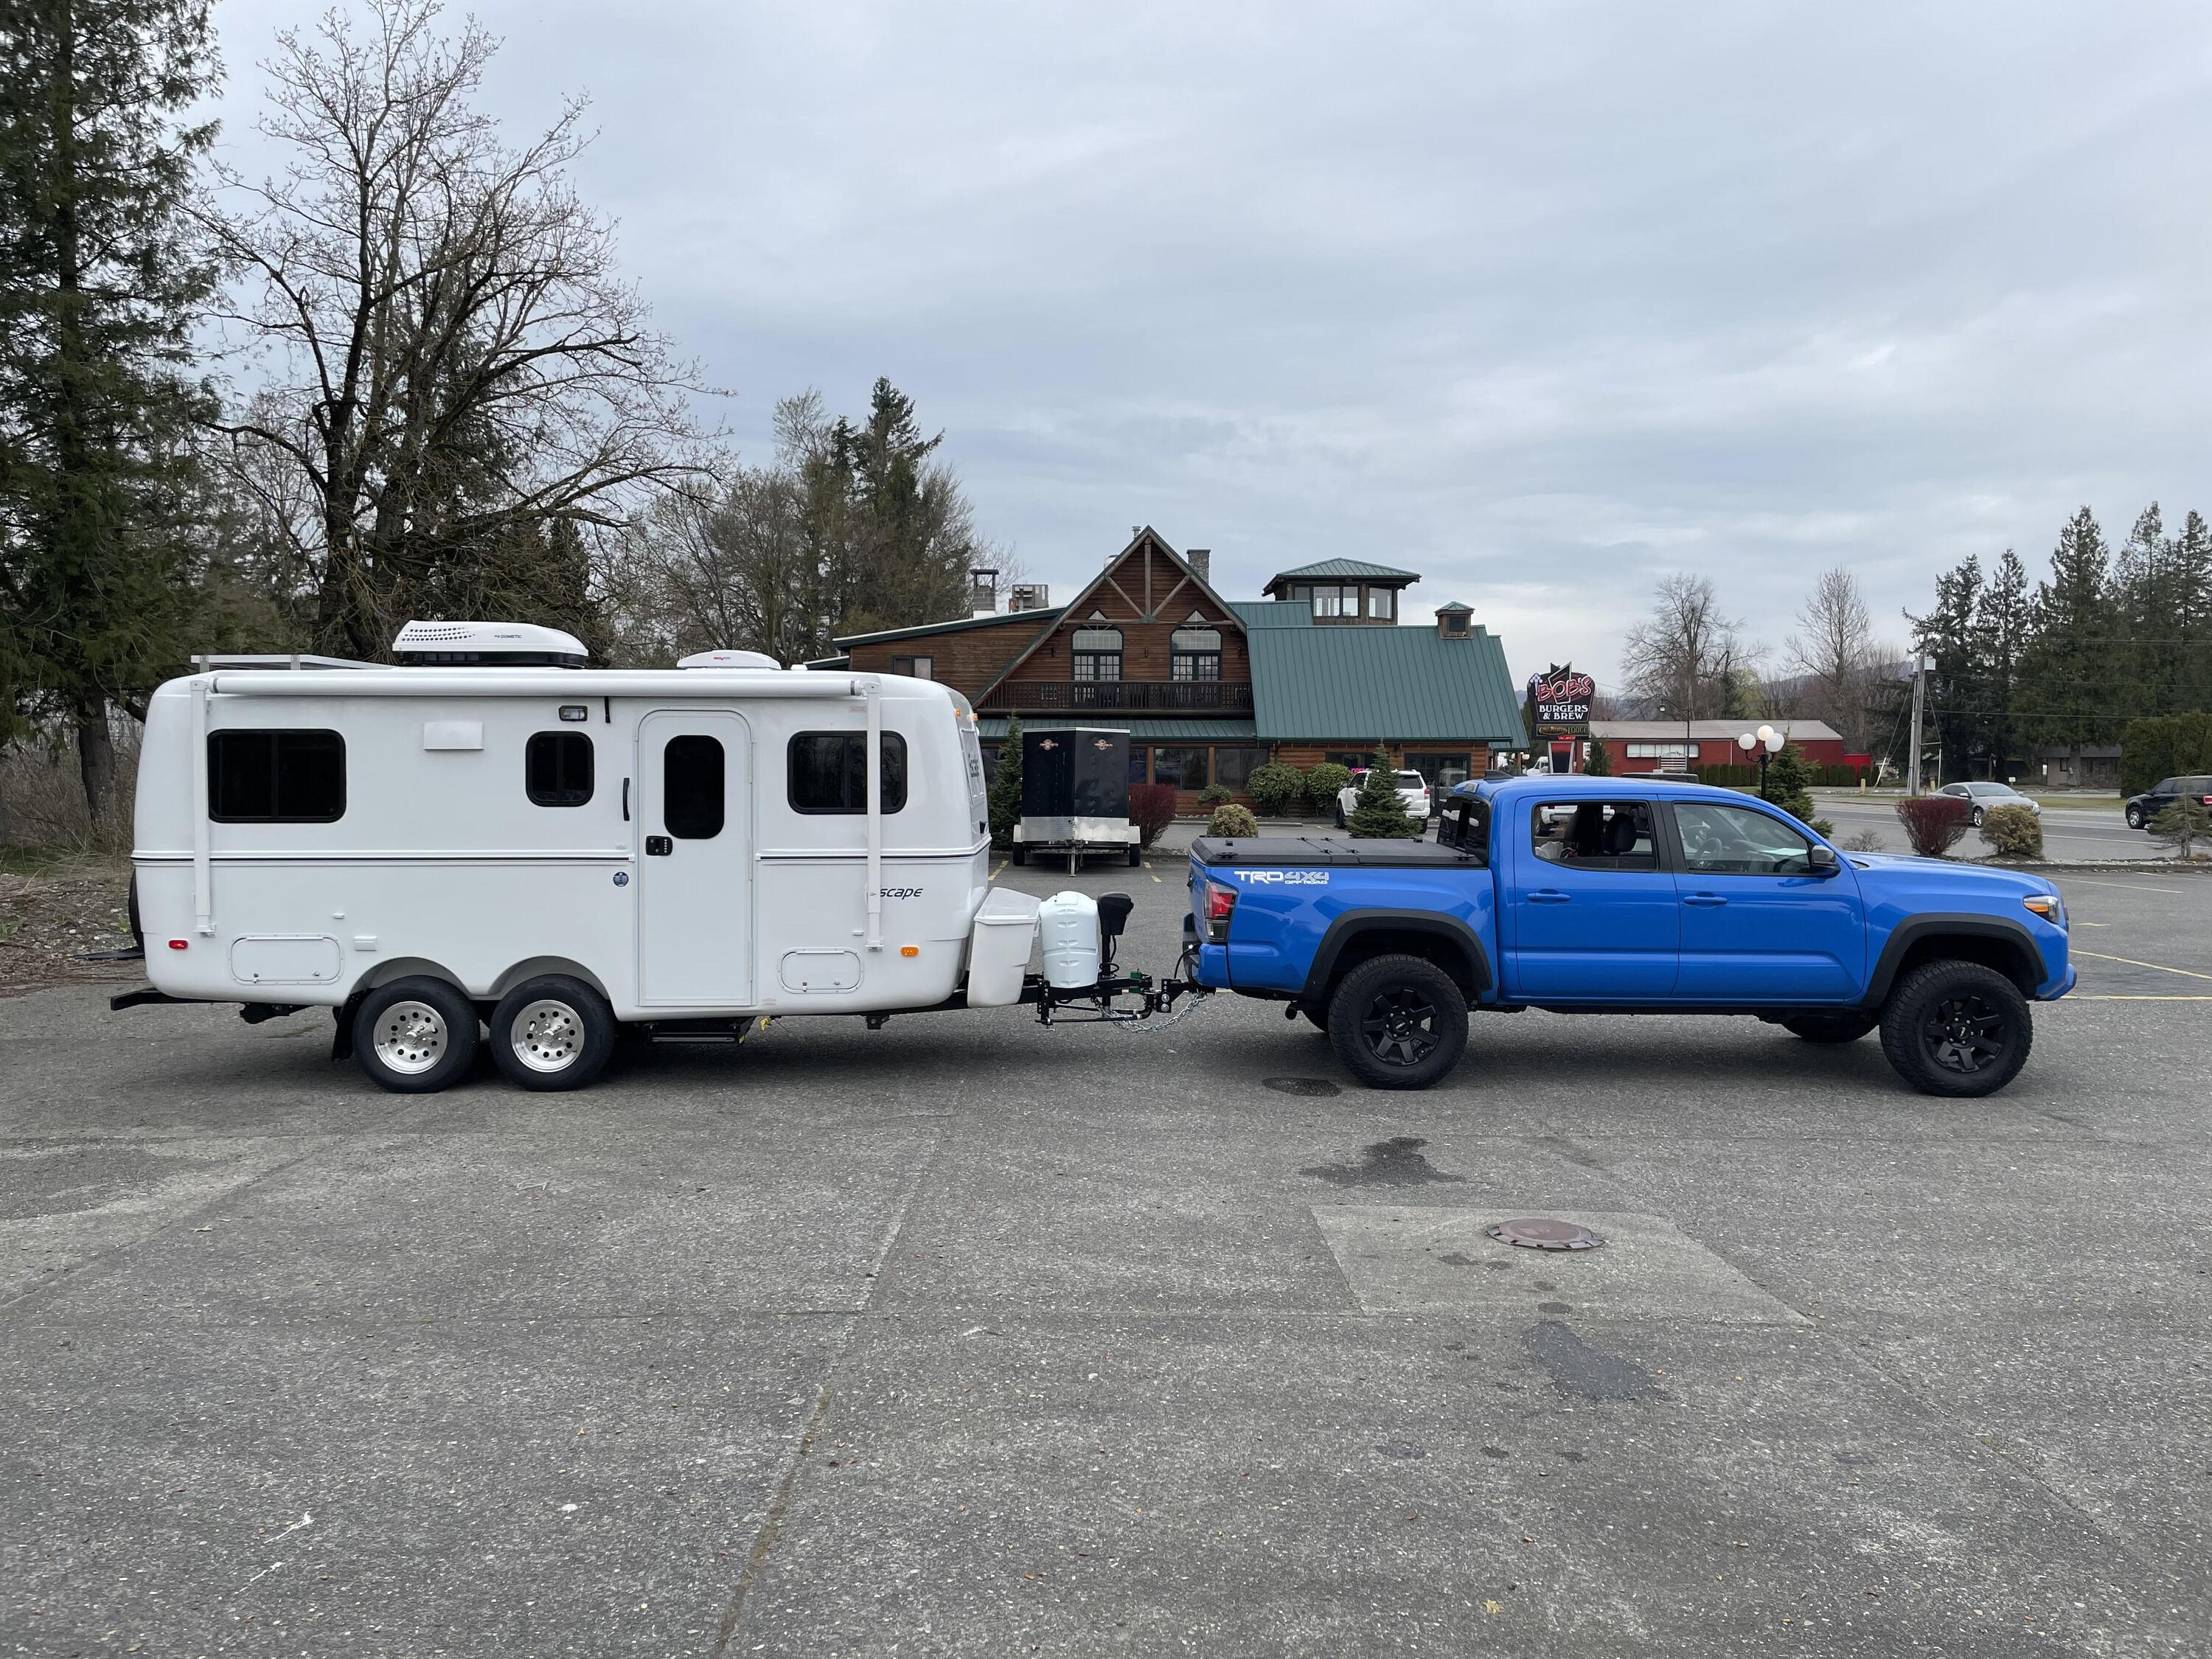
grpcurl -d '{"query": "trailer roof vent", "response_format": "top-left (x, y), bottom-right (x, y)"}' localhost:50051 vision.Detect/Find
top-left (677, 649), bottom-right (782, 670)
top-left (392, 620), bottom-right (588, 668)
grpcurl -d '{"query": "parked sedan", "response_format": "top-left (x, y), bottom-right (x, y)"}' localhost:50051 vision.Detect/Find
top-left (2125, 774), bottom-right (2212, 830)
top-left (1937, 781), bottom-right (2042, 827)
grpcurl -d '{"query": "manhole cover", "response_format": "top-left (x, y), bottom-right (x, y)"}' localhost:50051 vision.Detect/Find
top-left (1486, 1217), bottom-right (1604, 1252)
top-left (1263, 1077), bottom-right (1340, 1097)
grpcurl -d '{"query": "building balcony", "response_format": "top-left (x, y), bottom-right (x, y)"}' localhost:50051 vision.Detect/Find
top-left (977, 679), bottom-right (1254, 713)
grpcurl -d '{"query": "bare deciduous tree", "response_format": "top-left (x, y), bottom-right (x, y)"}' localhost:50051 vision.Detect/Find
top-left (1617, 572), bottom-right (1759, 722)
top-left (1785, 567), bottom-right (1880, 750)
top-left (203, 0), bottom-right (712, 659)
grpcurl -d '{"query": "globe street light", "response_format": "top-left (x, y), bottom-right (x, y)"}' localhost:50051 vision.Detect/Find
top-left (1738, 726), bottom-right (1784, 800)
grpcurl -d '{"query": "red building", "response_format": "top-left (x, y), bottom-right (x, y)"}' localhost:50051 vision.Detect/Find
top-left (1590, 719), bottom-right (1853, 773)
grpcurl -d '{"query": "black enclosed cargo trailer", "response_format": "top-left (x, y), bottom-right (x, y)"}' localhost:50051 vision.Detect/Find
top-left (1013, 727), bottom-right (1141, 870)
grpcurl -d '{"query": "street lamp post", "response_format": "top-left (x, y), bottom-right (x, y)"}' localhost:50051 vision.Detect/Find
top-left (1737, 724), bottom-right (1784, 799)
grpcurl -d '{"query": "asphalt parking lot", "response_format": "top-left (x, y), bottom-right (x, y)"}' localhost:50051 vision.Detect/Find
top-left (3, 855), bottom-right (2209, 1656)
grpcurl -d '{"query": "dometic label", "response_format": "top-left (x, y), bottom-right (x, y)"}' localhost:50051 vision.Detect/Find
top-left (1228, 869), bottom-right (1329, 886)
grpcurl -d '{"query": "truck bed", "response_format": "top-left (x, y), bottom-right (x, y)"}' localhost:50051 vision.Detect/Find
top-left (1187, 835), bottom-right (1484, 868)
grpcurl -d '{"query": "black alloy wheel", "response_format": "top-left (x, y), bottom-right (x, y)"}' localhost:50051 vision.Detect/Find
top-left (1326, 954), bottom-right (1467, 1090)
top-left (1365, 987), bottom-right (1439, 1066)
top-left (1878, 959), bottom-right (2031, 1098)
top-left (1920, 990), bottom-right (2006, 1076)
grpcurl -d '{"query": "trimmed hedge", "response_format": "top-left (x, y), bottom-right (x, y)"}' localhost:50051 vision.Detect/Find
top-left (2121, 712), bottom-right (2212, 798)
top-left (1206, 803), bottom-right (1259, 838)
top-left (1978, 803), bottom-right (2044, 860)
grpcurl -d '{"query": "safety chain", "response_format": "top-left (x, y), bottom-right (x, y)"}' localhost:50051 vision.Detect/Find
top-left (1113, 988), bottom-right (1213, 1037)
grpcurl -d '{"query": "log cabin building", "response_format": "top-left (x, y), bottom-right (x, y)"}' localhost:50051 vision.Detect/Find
top-left (823, 528), bottom-right (1524, 811)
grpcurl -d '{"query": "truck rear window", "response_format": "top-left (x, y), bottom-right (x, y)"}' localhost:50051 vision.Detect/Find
top-left (1530, 801), bottom-right (1657, 870)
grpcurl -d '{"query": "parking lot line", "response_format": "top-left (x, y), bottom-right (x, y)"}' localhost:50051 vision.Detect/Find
top-left (2059, 876), bottom-right (2201, 895)
top-left (2069, 993), bottom-right (2212, 1001)
top-left (2072, 949), bottom-right (2212, 981)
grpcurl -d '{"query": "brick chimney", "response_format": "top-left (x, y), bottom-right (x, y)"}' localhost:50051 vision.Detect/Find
top-left (1186, 548), bottom-right (1211, 582)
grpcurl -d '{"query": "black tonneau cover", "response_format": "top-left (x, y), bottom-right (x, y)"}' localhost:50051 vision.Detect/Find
top-left (1188, 835), bottom-right (1483, 869)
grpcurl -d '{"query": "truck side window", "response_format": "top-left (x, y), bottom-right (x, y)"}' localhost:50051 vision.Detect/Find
top-left (1672, 802), bottom-right (1813, 875)
top-left (787, 733), bottom-right (908, 814)
top-left (208, 729), bottom-right (346, 823)
top-left (525, 731), bottom-right (594, 807)
top-left (664, 734), bottom-right (725, 838)
top-left (1529, 801), bottom-right (1656, 869)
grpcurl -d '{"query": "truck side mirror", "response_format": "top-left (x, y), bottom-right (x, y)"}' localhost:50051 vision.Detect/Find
top-left (1808, 844), bottom-right (1838, 874)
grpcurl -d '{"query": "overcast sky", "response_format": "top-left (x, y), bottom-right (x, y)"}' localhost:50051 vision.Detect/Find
top-left (211, 1), bottom-right (2212, 689)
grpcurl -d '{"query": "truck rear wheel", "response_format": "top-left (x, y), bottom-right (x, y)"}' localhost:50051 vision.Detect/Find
top-left (1781, 1013), bottom-right (1876, 1044)
top-left (490, 975), bottom-right (616, 1092)
top-left (353, 976), bottom-right (479, 1094)
top-left (1878, 960), bottom-right (2031, 1098)
top-left (1326, 955), bottom-right (1467, 1090)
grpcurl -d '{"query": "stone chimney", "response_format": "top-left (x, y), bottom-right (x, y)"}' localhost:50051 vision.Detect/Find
top-left (969, 568), bottom-right (998, 618)
top-left (1186, 548), bottom-right (1211, 582)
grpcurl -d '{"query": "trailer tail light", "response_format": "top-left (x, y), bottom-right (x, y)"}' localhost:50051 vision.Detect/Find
top-left (1202, 879), bottom-right (1237, 944)
top-left (167, 939), bottom-right (189, 950)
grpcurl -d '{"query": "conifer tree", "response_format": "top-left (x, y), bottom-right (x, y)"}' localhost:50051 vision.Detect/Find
top-left (1347, 745), bottom-right (1416, 838)
top-left (2017, 508), bottom-right (2116, 783)
top-left (1906, 554), bottom-right (1985, 781)
top-left (1975, 549), bottom-right (2031, 776)
top-left (987, 716), bottom-right (1023, 849)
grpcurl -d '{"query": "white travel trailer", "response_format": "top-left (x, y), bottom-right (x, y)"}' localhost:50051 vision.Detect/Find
top-left (117, 621), bottom-right (1149, 1093)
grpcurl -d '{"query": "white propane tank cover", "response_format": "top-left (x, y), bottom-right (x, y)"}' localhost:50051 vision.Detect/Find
top-left (1037, 891), bottom-right (1102, 990)
top-left (677, 648), bottom-right (782, 669)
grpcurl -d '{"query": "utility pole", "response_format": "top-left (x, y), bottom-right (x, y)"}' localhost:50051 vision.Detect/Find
top-left (1905, 653), bottom-right (1930, 796)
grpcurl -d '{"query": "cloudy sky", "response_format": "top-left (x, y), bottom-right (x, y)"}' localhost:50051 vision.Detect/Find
top-left (209, 1), bottom-right (2212, 689)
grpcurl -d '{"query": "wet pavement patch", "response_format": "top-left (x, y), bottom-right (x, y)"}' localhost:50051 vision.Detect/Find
top-left (1262, 1076), bottom-right (1341, 1098)
top-left (1523, 1319), bottom-right (1663, 1401)
top-left (1300, 1135), bottom-right (1465, 1186)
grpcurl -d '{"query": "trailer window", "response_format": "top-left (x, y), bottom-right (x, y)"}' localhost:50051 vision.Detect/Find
top-left (787, 733), bottom-right (908, 814)
top-left (664, 734), bottom-right (725, 838)
top-left (207, 729), bottom-right (345, 823)
top-left (526, 731), bottom-right (594, 807)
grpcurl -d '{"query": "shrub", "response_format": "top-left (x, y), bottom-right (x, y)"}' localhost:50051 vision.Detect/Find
top-left (2151, 796), bottom-right (2212, 861)
top-left (1978, 804), bottom-right (2044, 860)
top-left (1839, 829), bottom-right (1885, 852)
top-left (1127, 783), bottom-right (1178, 849)
top-left (1197, 783), bottom-right (1234, 808)
top-left (1347, 745), bottom-right (1417, 838)
top-left (1582, 737), bottom-right (1613, 776)
top-left (1245, 762), bottom-right (1304, 815)
top-left (1896, 794), bottom-right (1972, 857)
top-left (1303, 762), bottom-right (1351, 809)
top-left (1206, 803), bottom-right (1259, 838)
top-left (1813, 764), bottom-right (1865, 787)
top-left (987, 716), bottom-right (1023, 849)
top-left (1693, 763), bottom-right (1758, 787)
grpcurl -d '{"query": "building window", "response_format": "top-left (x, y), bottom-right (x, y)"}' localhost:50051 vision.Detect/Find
top-left (1169, 627), bottom-right (1222, 681)
top-left (1312, 585), bottom-right (1354, 619)
top-left (207, 729), bottom-right (346, 823)
top-left (787, 732), bottom-right (909, 814)
top-left (1211, 746), bottom-right (1262, 793)
top-left (1128, 747), bottom-right (1150, 785)
top-left (1324, 750), bottom-right (1370, 770)
top-left (1368, 588), bottom-right (1395, 620)
top-left (891, 655), bottom-right (933, 681)
top-left (1404, 751), bottom-right (1469, 791)
top-left (1625, 742), bottom-right (1691, 761)
top-left (664, 734), bottom-right (725, 838)
top-left (526, 731), bottom-right (594, 807)
top-left (1072, 627), bottom-right (1122, 682)
top-left (1150, 746), bottom-right (1208, 790)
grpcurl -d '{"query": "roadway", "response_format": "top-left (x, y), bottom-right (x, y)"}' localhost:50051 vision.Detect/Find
top-left (1812, 793), bottom-right (2157, 860)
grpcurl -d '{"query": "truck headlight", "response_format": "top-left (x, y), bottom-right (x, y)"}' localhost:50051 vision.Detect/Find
top-left (2022, 894), bottom-right (2065, 929)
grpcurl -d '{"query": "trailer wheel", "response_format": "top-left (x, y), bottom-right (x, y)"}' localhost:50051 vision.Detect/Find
top-left (1326, 954), bottom-right (1467, 1091)
top-left (490, 975), bottom-right (616, 1092)
top-left (1010, 843), bottom-right (1027, 866)
top-left (352, 976), bottom-right (479, 1094)
top-left (1127, 844), bottom-right (1144, 867)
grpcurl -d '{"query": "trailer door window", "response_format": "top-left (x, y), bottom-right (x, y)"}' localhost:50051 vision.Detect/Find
top-left (787, 733), bottom-right (909, 814)
top-left (664, 734), bottom-right (726, 838)
top-left (207, 729), bottom-right (346, 823)
top-left (526, 731), bottom-right (595, 807)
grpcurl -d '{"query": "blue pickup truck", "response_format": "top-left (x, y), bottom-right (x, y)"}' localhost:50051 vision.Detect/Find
top-left (1185, 775), bottom-right (2073, 1096)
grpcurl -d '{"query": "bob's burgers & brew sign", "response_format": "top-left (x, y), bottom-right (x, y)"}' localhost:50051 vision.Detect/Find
top-left (1526, 664), bottom-right (1594, 738)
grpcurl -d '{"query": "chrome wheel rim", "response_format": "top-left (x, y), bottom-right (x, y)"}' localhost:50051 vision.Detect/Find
top-left (1921, 992), bottom-right (2007, 1074)
top-left (512, 998), bottom-right (585, 1073)
top-left (374, 1000), bottom-right (448, 1075)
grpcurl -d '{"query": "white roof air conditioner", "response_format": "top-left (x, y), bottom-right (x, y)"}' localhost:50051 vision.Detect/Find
top-left (392, 620), bottom-right (589, 667)
top-left (677, 649), bottom-right (782, 670)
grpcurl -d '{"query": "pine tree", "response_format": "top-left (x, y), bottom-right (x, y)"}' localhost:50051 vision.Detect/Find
top-left (1975, 549), bottom-right (2031, 778)
top-left (2112, 504), bottom-right (2175, 709)
top-left (2171, 510), bottom-right (2212, 714)
top-left (0, 0), bottom-right (218, 815)
top-left (2017, 507), bottom-right (2117, 783)
top-left (1347, 745), bottom-right (1416, 838)
top-left (1906, 554), bottom-right (1985, 781)
top-left (1583, 736), bottom-right (1613, 776)
top-left (1763, 742), bottom-right (1832, 835)
top-left (986, 716), bottom-right (1023, 849)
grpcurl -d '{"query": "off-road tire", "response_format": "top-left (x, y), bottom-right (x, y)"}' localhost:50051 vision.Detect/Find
top-left (1878, 959), bottom-right (2031, 1098)
top-left (352, 975), bottom-right (480, 1094)
top-left (1782, 1013), bottom-right (1877, 1044)
top-left (1326, 954), bottom-right (1467, 1091)
top-left (490, 975), bottom-right (617, 1092)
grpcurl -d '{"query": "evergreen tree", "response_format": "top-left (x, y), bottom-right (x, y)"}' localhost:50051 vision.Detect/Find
top-left (0, 0), bottom-right (218, 813)
top-left (1975, 548), bottom-right (2031, 777)
top-left (2017, 507), bottom-right (2117, 782)
top-left (2112, 504), bottom-right (2176, 709)
top-left (2171, 510), bottom-right (2212, 713)
top-left (1583, 736), bottom-right (1613, 776)
top-left (1347, 745), bottom-right (1416, 838)
top-left (986, 716), bottom-right (1023, 849)
top-left (1763, 742), bottom-right (1832, 835)
top-left (1906, 554), bottom-right (1985, 781)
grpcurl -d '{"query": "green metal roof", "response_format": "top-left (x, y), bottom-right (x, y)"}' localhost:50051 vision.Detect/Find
top-left (1265, 557), bottom-right (1419, 586)
top-left (1229, 599), bottom-right (1313, 629)
top-left (976, 717), bottom-right (1258, 742)
top-left (1246, 624), bottom-right (1522, 743)
top-left (832, 608), bottom-right (1062, 648)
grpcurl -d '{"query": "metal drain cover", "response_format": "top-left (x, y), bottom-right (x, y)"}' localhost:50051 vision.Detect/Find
top-left (1486, 1217), bottom-right (1605, 1252)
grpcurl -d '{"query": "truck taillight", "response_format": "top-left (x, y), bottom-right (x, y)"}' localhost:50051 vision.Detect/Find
top-left (1203, 879), bottom-right (1237, 943)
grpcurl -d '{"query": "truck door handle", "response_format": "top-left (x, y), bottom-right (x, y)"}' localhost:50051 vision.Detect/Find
top-left (1683, 893), bottom-right (1728, 907)
top-left (1528, 889), bottom-right (1571, 904)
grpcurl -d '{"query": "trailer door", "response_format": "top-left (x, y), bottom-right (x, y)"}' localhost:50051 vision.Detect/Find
top-left (636, 709), bottom-right (752, 1006)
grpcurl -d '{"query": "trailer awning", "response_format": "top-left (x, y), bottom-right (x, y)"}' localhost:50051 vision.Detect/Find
top-left (975, 717), bottom-right (1259, 742)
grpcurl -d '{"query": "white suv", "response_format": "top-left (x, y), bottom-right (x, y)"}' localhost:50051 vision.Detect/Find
top-left (1336, 769), bottom-right (1434, 829)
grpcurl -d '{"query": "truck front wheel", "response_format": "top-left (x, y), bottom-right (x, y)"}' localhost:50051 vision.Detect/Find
top-left (1878, 960), bottom-right (2031, 1097)
top-left (1326, 955), bottom-right (1468, 1090)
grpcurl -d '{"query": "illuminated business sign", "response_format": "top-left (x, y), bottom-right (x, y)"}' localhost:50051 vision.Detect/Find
top-left (1526, 663), bottom-right (1594, 737)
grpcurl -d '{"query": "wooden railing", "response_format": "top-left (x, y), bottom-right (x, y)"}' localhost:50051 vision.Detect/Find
top-left (977, 679), bottom-right (1254, 713)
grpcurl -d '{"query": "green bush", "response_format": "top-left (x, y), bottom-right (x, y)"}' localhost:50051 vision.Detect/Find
top-left (1197, 783), bottom-right (1234, 808)
top-left (1347, 745), bottom-right (1418, 838)
top-left (1693, 763), bottom-right (1758, 787)
top-left (1206, 803), bottom-right (1259, 838)
top-left (1582, 737), bottom-right (1613, 776)
top-left (1978, 804), bottom-right (2044, 860)
top-left (987, 716), bottom-right (1023, 849)
top-left (1245, 762), bottom-right (1304, 815)
top-left (1813, 764), bottom-right (1865, 787)
top-left (1303, 762), bottom-right (1351, 807)
top-left (2121, 712), bottom-right (2212, 799)
top-left (2151, 796), bottom-right (2212, 861)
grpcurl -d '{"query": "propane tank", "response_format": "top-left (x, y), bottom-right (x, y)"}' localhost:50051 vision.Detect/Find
top-left (1037, 891), bottom-right (1102, 990)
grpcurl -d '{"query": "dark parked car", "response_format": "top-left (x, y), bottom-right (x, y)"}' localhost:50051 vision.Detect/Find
top-left (2125, 775), bottom-right (2212, 830)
